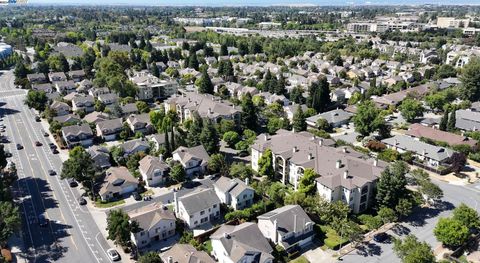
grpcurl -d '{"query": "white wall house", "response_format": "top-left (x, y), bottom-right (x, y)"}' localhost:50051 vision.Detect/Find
top-left (175, 188), bottom-right (221, 229)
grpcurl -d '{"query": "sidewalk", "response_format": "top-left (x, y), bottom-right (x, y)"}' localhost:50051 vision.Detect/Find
top-left (8, 232), bottom-right (29, 263)
top-left (338, 222), bottom-right (396, 257)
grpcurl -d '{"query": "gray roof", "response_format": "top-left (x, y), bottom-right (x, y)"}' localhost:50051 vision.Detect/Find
top-left (138, 155), bottom-right (169, 177)
top-left (258, 205), bottom-right (312, 236)
top-left (211, 222), bottom-right (273, 263)
top-left (178, 188), bottom-right (220, 215)
top-left (146, 133), bottom-right (166, 145)
top-left (382, 135), bottom-right (455, 162)
top-left (96, 118), bottom-right (123, 134)
top-left (83, 111), bottom-right (111, 124)
top-left (87, 146), bottom-right (111, 169)
top-left (161, 244), bottom-right (214, 263)
top-left (121, 103), bottom-right (138, 114)
top-left (173, 145), bottom-right (210, 166)
top-left (214, 176), bottom-right (253, 198)
top-left (165, 92), bottom-right (241, 119)
top-left (455, 109), bottom-right (480, 131)
top-left (119, 138), bottom-right (150, 155)
top-left (306, 109), bottom-right (353, 125)
top-left (61, 124), bottom-right (93, 138)
top-left (128, 203), bottom-right (175, 231)
top-left (52, 114), bottom-right (81, 124)
top-left (99, 166), bottom-right (138, 196)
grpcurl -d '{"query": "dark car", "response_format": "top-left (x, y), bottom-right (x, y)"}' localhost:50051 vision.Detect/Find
top-left (48, 170), bottom-right (56, 176)
top-left (51, 148), bottom-right (59, 154)
top-left (0, 138), bottom-right (9, 143)
top-left (373, 232), bottom-right (390, 243)
top-left (16, 144), bottom-right (23, 150)
top-left (78, 197), bottom-right (87, 205)
top-left (42, 130), bottom-right (49, 137)
top-left (67, 178), bottom-right (78, 187)
top-left (35, 141), bottom-right (42, 147)
top-left (48, 143), bottom-right (56, 149)
top-left (38, 214), bottom-right (48, 227)
top-left (4, 151), bottom-right (12, 158)
top-left (35, 116), bottom-right (41, 122)
top-left (132, 191), bottom-right (141, 201)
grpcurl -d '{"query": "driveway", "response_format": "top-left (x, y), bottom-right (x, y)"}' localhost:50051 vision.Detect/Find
top-left (339, 178), bottom-right (480, 263)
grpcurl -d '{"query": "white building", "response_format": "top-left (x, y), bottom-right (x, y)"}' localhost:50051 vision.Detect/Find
top-left (174, 188), bottom-right (221, 229)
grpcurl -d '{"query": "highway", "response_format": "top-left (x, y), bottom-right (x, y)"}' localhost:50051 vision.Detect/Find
top-left (0, 70), bottom-right (115, 263)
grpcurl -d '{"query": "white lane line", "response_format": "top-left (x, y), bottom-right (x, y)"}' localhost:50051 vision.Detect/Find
top-left (11, 97), bottom-right (103, 262)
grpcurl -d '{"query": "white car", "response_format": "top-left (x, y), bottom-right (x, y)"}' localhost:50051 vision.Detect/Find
top-left (106, 248), bottom-right (120, 261)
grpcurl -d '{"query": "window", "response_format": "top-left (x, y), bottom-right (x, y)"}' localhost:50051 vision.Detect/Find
top-left (213, 204), bottom-right (217, 208)
top-left (140, 231), bottom-right (145, 236)
top-left (200, 211), bottom-right (205, 215)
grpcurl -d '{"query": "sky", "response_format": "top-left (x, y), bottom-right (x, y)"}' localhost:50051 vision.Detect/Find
top-left (25, 0), bottom-right (480, 6)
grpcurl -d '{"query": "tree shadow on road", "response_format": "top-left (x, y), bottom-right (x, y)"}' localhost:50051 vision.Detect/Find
top-left (0, 102), bottom-right (20, 118)
top-left (356, 242), bottom-right (383, 257)
top-left (405, 200), bottom-right (454, 227)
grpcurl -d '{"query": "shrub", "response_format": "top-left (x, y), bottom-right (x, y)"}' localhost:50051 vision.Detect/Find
top-left (365, 140), bottom-right (386, 152)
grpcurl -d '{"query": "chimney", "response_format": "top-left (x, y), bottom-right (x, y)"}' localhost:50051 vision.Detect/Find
top-left (344, 170), bottom-right (349, 179)
top-left (245, 178), bottom-right (249, 185)
top-left (308, 153), bottom-right (313, 160)
top-left (293, 146), bottom-right (298, 153)
top-left (273, 219), bottom-right (278, 243)
top-left (263, 134), bottom-right (268, 141)
top-left (208, 108), bottom-right (212, 114)
top-left (293, 214), bottom-right (298, 233)
top-left (422, 149), bottom-right (426, 156)
top-left (342, 147), bottom-right (347, 153)
top-left (167, 256), bottom-right (173, 263)
top-left (159, 154), bottom-right (163, 162)
top-left (292, 128), bottom-right (296, 133)
top-left (336, 160), bottom-right (342, 169)
top-left (223, 232), bottom-right (230, 239)
top-left (174, 191), bottom-right (178, 214)
top-left (373, 158), bottom-right (378, 167)
top-left (311, 135), bottom-right (316, 141)
top-left (319, 139), bottom-right (323, 146)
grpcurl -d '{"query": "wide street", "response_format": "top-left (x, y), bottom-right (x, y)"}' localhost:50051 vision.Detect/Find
top-left (340, 178), bottom-right (480, 263)
top-left (0, 70), bottom-right (116, 263)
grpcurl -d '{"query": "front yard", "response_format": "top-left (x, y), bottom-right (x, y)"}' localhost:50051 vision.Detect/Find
top-left (95, 199), bottom-right (125, 208)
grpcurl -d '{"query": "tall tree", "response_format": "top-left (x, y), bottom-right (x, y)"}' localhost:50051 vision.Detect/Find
top-left (241, 93), bottom-right (258, 130)
top-left (399, 98), bottom-right (424, 122)
top-left (460, 58), bottom-right (480, 101)
top-left (170, 162), bottom-right (186, 183)
top-left (393, 235), bottom-right (435, 263)
top-left (200, 118), bottom-right (220, 154)
top-left (275, 74), bottom-right (286, 95)
top-left (186, 112), bottom-right (203, 147)
top-left (376, 161), bottom-right (408, 209)
top-left (106, 209), bottom-right (139, 246)
top-left (447, 111), bottom-right (456, 132)
top-left (439, 109), bottom-right (449, 131)
top-left (310, 77), bottom-right (331, 113)
top-left (292, 105), bottom-right (306, 132)
top-left (197, 67), bottom-right (214, 94)
top-left (297, 168), bottom-right (318, 194)
top-left (258, 148), bottom-right (274, 179)
top-left (434, 217), bottom-right (469, 247)
top-left (453, 203), bottom-right (480, 230)
top-left (353, 100), bottom-right (385, 136)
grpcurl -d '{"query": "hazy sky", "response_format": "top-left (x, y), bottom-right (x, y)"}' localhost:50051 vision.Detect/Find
top-left (26, 0), bottom-right (479, 6)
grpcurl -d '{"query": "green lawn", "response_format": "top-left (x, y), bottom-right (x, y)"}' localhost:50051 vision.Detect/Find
top-left (289, 256), bottom-right (309, 263)
top-left (95, 199), bottom-right (125, 208)
top-left (319, 225), bottom-right (348, 250)
top-left (141, 189), bottom-right (154, 197)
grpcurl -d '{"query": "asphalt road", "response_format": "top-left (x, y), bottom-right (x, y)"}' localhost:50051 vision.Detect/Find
top-left (340, 178), bottom-right (480, 263)
top-left (0, 70), bottom-right (116, 263)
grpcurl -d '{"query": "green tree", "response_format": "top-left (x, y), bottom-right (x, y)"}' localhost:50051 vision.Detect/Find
top-left (208, 153), bottom-right (228, 176)
top-left (258, 149), bottom-right (274, 179)
top-left (106, 209), bottom-right (139, 246)
top-left (0, 201), bottom-right (20, 245)
top-left (447, 111), bottom-right (456, 132)
top-left (353, 100), bottom-right (385, 136)
top-left (378, 207), bottom-right (397, 224)
top-left (25, 90), bottom-right (48, 111)
top-left (200, 118), bottom-right (219, 154)
top-left (267, 182), bottom-right (287, 206)
top-left (61, 146), bottom-right (99, 194)
top-left (292, 105), bottom-right (306, 132)
top-left (309, 77), bottom-right (331, 113)
top-left (358, 214), bottom-right (383, 230)
top-left (223, 131), bottom-right (240, 148)
top-left (418, 180), bottom-right (443, 203)
top-left (229, 162), bottom-right (254, 180)
top-left (138, 252), bottom-right (162, 263)
top-left (452, 203), bottom-right (480, 230)
top-left (136, 101), bottom-right (150, 113)
top-left (297, 168), bottom-right (317, 195)
top-left (241, 93), bottom-right (258, 130)
top-left (460, 58), bottom-right (480, 101)
top-left (399, 98), bottom-right (424, 122)
top-left (395, 198), bottom-right (413, 219)
top-left (170, 162), bottom-right (186, 183)
top-left (197, 67), bottom-right (214, 94)
top-left (393, 235), bottom-right (435, 263)
top-left (376, 161), bottom-right (408, 208)
top-left (439, 109), bottom-right (449, 131)
top-left (434, 217), bottom-right (469, 247)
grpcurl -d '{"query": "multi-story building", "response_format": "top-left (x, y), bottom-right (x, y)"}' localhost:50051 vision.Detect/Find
top-left (174, 188), bottom-right (221, 229)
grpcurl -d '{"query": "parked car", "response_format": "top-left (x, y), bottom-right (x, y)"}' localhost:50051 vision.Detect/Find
top-left (16, 144), bottom-right (23, 150)
top-left (373, 232), bottom-right (390, 243)
top-left (48, 143), bottom-right (56, 149)
top-left (106, 249), bottom-right (120, 261)
top-left (38, 214), bottom-right (48, 227)
top-left (132, 191), bottom-right (141, 201)
top-left (35, 116), bottom-right (41, 122)
top-left (0, 138), bottom-right (8, 143)
top-left (48, 170), bottom-right (56, 176)
top-left (67, 178), bottom-right (78, 187)
top-left (35, 141), bottom-right (42, 147)
top-left (143, 195), bottom-right (152, 201)
top-left (78, 197), bottom-right (87, 205)
top-left (41, 130), bottom-right (49, 137)
top-left (51, 148), bottom-right (59, 154)
top-left (4, 151), bottom-right (12, 158)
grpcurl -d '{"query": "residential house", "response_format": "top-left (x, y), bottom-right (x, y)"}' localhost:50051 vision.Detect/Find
top-left (174, 188), bottom-right (221, 229)
top-left (164, 92), bottom-right (241, 124)
top-left (172, 145), bottom-right (210, 177)
top-left (99, 167), bottom-right (138, 201)
top-left (139, 155), bottom-right (169, 187)
top-left (98, 93), bottom-right (119, 105)
top-left (305, 109), bottom-right (353, 128)
top-left (50, 101), bottom-right (71, 116)
top-left (251, 130), bottom-right (381, 213)
top-left (130, 71), bottom-right (178, 100)
top-left (211, 222), bottom-right (274, 263)
top-left (71, 94), bottom-right (95, 113)
top-left (146, 133), bottom-right (166, 151)
top-left (161, 244), bottom-right (214, 263)
top-left (119, 138), bottom-right (150, 157)
top-left (382, 135), bottom-right (455, 168)
top-left (67, 70), bottom-right (86, 82)
top-left (406, 123), bottom-right (477, 148)
top-left (54, 80), bottom-right (76, 94)
top-left (128, 203), bottom-right (176, 248)
top-left (283, 104), bottom-right (308, 122)
top-left (96, 118), bottom-right (123, 141)
top-left (121, 103), bottom-right (138, 117)
top-left (48, 72), bottom-right (67, 82)
top-left (257, 205), bottom-right (314, 251)
top-left (89, 87), bottom-right (110, 98)
top-left (32, 83), bottom-right (53, 93)
top-left (213, 177), bottom-right (254, 210)
top-left (52, 114), bottom-right (81, 125)
top-left (87, 146), bottom-right (111, 169)
top-left (83, 111), bottom-right (111, 124)
top-left (27, 73), bottom-right (47, 84)
top-left (126, 113), bottom-right (153, 134)
top-left (61, 124), bottom-right (94, 148)
top-left (455, 109), bottom-right (480, 131)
